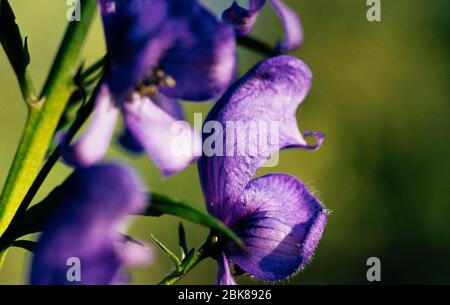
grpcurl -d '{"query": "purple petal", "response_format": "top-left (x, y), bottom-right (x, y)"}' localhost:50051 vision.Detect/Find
top-left (122, 94), bottom-right (201, 176)
top-left (61, 85), bottom-right (118, 168)
top-left (100, 0), bottom-right (236, 101)
top-left (222, 0), bottom-right (266, 35)
top-left (224, 174), bottom-right (327, 281)
top-left (158, 3), bottom-right (236, 101)
top-left (118, 94), bottom-right (183, 154)
top-left (30, 163), bottom-right (150, 284)
top-left (153, 93), bottom-right (185, 120)
top-left (217, 252), bottom-right (237, 285)
top-left (269, 0), bottom-right (303, 51)
top-left (99, 0), bottom-right (169, 96)
top-left (198, 55), bottom-right (323, 220)
top-left (118, 126), bottom-right (145, 154)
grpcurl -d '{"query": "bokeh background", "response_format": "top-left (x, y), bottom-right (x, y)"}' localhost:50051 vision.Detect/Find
top-left (0, 0), bottom-right (449, 284)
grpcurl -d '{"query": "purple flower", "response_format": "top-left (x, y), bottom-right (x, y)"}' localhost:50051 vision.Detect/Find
top-left (198, 55), bottom-right (327, 283)
top-left (222, 0), bottom-right (303, 52)
top-left (30, 163), bottom-right (151, 285)
top-left (63, 0), bottom-right (236, 175)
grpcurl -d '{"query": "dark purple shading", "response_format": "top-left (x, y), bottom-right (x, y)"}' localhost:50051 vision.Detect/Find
top-left (30, 163), bottom-right (151, 284)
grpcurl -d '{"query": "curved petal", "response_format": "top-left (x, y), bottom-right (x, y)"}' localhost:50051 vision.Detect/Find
top-left (61, 85), bottom-right (119, 168)
top-left (198, 55), bottom-right (322, 219)
top-left (158, 2), bottom-right (236, 101)
top-left (217, 252), bottom-right (237, 285)
top-left (224, 174), bottom-right (327, 281)
top-left (269, 0), bottom-right (303, 52)
top-left (222, 0), bottom-right (266, 35)
top-left (99, 0), bottom-right (171, 96)
top-left (118, 126), bottom-right (145, 154)
top-left (100, 0), bottom-right (236, 101)
top-left (118, 93), bottom-right (184, 154)
top-left (122, 94), bottom-right (201, 176)
top-left (153, 93), bottom-right (185, 120)
top-left (30, 163), bottom-right (150, 284)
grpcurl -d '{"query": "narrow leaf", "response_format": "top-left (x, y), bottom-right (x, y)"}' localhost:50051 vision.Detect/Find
top-left (180, 248), bottom-right (197, 270)
top-left (0, 0), bottom-right (28, 76)
top-left (11, 239), bottom-right (37, 253)
top-left (0, 248), bottom-right (8, 269)
top-left (150, 234), bottom-right (181, 269)
top-left (178, 222), bottom-right (188, 259)
top-left (143, 193), bottom-right (244, 249)
top-left (0, 0), bottom-right (37, 103)
top-left (1, 191), bottom-right (244, 253)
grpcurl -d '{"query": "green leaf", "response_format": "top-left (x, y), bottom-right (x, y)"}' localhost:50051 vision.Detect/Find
top-left (180, 248), bottom-right (197, 270)
top-left (178, 222), bottom-right (189, 259)
top-left (151, 234), bottom-right (181, 269)
top-left (0, 248), bottom-right (8, 269)
top-left (0, 0), bottom-right (36, 103)
top-left (0, 191), bottom-right (244, 256)
top-left (144, 193), bottom-right (244, 249)
top-left (0, 0), bottom-right (28, 75)
top-left (237, 36), bottom-right (281, 57)
top-left (11, 240), bottom-right (36, 253)
top-left (78, 56), bottom-right (106, 84)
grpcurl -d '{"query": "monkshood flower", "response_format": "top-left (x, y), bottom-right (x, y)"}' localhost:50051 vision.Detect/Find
top-left (222, 0), bottom-right (303, 52)
top-left (30, 163), bottom-right (151, 284)
top-left (63, 0), bottom-right (236, 175)
top-left (198, 55), bottom-right (327, 283)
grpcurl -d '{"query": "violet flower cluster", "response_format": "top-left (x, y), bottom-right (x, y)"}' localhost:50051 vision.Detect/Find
top-left (28, 0), bottom-right (327, 285)
top-left (199, 56), bottom-right (327, 283)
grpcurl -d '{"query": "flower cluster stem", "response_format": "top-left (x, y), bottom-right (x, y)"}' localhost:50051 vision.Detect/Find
top-left (158, 234), bottom-right (217, 285)
top-left (0, 0), bottom-right (97, 239)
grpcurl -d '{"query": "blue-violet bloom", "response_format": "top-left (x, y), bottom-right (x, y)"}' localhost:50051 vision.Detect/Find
top-left (222, 0), bottom-right (303, 52)
top-left (63, 0), bottom-right (236, 175)
top-left (30, 163), bottom-right (151, 284)
top-left (198, 55), bottom-right (327, 283)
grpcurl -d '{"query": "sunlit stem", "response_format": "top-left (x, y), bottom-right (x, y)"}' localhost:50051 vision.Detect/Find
top-left (0, 0), bottom-right (97, 239)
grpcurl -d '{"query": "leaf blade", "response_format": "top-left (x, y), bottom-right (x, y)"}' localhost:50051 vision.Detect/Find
top-left (0, 0), bottom-right (36, 103)
top-left (144, 193), bottom-right (244, 249)
top-left (150, 234), bottom-right (181, 269)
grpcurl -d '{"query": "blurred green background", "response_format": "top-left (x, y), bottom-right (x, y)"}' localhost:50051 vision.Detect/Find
top-left (0, 0), bottom-right (449, 284)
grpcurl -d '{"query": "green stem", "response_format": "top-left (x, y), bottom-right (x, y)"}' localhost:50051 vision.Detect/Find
top-left (79, 56), bottom-right (106, 82)
top-left (158, 234), bottom-right (217, 285)
top-left (18, 63), bottom-right (38, 106)
top-left (13, 83), bottom-right (99, 221)
top-left (0, 82), bottom-right (99, 261)
top-left (237, 36), bottom-right (281, 57)
top-left (0, 0), bottom-right (97, 238)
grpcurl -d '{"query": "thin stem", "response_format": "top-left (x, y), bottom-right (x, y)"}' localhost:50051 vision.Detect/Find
top-left (14, 83), bottom-right (99, 219)
top-left (79, 56), bottom-right (106, 82)
top-left (0, 0), bottom-right (97, 238)
top-left (158, 234), bottom-right (217, 285)
top-left (11, 240), bottom-right (37, 253)
top-left (237, 36), bottom-right (281, 57)
top-left (0, 185), bottom-right (241, 251)
top-left (0, 84), bottom-right (98, 253)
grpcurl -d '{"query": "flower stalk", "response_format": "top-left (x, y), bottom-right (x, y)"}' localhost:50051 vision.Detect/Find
top-left (158, 234), bottom-right (218, 285)
top-left (0, 0), bottom-right (97, 238)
